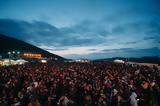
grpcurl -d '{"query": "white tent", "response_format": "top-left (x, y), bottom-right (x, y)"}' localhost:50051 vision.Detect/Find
top-left (113, 59), bottom-right (125, 63)
top-left (2, 59), bottom-right (17, 66)
top-left (16, 59), bottom-right (28, 64)
top-left (0, 59), bottom-right (28, 66)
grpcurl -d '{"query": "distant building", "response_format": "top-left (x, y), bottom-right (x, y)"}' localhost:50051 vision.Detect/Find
top-left (22, 53), bottom-right (42, 59)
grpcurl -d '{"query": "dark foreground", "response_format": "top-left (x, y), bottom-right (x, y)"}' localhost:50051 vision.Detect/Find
top-left (0, 61), bottom-right (160, 106)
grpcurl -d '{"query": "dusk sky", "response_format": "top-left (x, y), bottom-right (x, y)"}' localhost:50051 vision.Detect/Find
top-left (0, 0), bottom-right (159, 59)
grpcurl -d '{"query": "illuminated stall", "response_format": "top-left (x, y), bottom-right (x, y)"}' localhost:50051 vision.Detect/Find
top-left (22, 53), bottom-right (42, 59)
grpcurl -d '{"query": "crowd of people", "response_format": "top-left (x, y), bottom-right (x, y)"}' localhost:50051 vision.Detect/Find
top-left (0, 61), bottom-right (160, 106)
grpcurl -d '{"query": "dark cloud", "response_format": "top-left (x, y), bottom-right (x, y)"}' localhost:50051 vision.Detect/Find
top-left (0, 19), bottom-right (60, 40)
top-left (119, 36), bottom-right (158, 45)
top-left (0, 19), bottom-right (106, 47)
top-left (143, 36), bottom-right (156, 40)
top-left (0, 19), bottom-right (103, 46)
top-left (102, 48), bottom-right (133, 52)
top-left (119, 41), bottom-right (138, 45)
top-left (0, 19), bottom-right (30, 40)
top-left (88, 49), bottom-right (97, 51)
top-left (112, 26), bottom-right (124, 34)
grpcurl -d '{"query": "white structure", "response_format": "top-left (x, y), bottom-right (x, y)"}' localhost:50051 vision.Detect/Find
top-left (16, 59), bottom-right (28, 64)
top-left (0, 59), bottom-right (28, 66)
top-left (113, 59), bottom-right (125, 63)
top-left (2, 59), bottom-right (16, 66)
top-left (40, 59), bottom-right (47, 63)
top-left (74, 59), bottom-right (90, 63)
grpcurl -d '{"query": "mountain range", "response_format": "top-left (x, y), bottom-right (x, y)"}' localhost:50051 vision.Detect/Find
top-left (94, 56), bottom-right (160, 64)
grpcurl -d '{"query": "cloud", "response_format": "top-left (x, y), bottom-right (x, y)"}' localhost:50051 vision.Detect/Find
top-left (143, 36), bottom-right (156, 40)
top-left (0, 19), bottom-right (108, 47)
top-left (119, 36), bottom-right (158, 45)
top-left (112, 26), bottom-right (124, 34)
top-left (0, 18), bottom-right (159, 58)
top-left (119, 41), bottom-right (138, 45)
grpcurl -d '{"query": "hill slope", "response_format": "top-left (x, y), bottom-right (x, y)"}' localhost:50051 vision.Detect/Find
top-left (0, 34), bottom-right (66, 61)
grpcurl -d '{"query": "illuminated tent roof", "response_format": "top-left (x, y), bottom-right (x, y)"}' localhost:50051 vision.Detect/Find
top-left (113, 59), bottom-right (125, 63)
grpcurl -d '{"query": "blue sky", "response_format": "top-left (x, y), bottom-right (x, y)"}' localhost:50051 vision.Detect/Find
top-left (0, 0), bottom-right (159, 59)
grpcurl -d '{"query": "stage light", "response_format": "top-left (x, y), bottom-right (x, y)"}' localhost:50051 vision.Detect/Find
top-left (17, 51), bottom-right (20, 54)
top-left (8, 52), bottom-right (11, 54)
